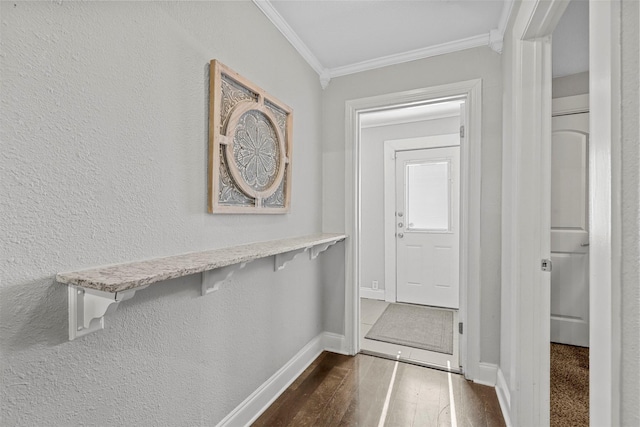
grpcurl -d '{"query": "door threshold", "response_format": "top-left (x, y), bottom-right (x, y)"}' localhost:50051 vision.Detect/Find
top-left (393, 301), bottom-right (458, 311)
top-left (360, 349), bottom-right (463, 374)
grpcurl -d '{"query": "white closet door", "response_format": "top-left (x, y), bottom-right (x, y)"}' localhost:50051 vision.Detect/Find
top-left (550, 112), bottom-right (590, 347)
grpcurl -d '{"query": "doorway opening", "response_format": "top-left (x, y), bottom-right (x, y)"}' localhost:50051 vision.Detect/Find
top-left (501, 0), bottom-right (616, 424)
top-left (549, 96), bottom-right (590, 426)
top-left (358, 99), bottom-right (465, 370)
top-left (344, 80), bottom-right (483, 381)
top-left (550, 1), bottom-right (590, 425)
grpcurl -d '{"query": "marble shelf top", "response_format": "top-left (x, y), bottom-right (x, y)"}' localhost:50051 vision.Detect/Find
top-left (57, 233), bottom-right (346, 293)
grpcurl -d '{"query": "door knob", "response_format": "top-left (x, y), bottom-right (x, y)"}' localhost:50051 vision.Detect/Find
top-left (397, 233), bottom-right (404, 238)
top-left (398, 212), bottom-right (403, 217)
top-left (398, 222), bottom-right (403, 228)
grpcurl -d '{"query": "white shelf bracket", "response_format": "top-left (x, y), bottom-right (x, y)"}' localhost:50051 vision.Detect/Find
top-left (201, 262), bottom-right (248, 295)
top-left (274, 247), bottom-right (311, 271)
top-left (68, 285), bottom-right (145, 340)
top-left (309, 241), bottom-right (338, 260)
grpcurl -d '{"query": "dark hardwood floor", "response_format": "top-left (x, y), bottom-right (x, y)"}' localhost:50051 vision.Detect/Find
top-left (253, 352), bottom-right (505, 427)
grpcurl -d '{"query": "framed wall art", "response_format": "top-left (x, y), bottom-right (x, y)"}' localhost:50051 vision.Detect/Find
top-left (208, 60), bottom-right (293, 214)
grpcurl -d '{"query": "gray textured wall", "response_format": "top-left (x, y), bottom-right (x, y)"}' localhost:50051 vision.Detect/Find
top-left (620, 1), bottom-right (640, 423)
top-left (0, 2), bottom-right (326, 425)
top-left (321, 46), bottom-right (503, 364)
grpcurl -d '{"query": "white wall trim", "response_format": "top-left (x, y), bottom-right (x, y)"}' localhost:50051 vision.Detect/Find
top-left (502, 1), bottom-right (570, 425)
top-left (383, 134), bottom-right (461, 304)
top-left (359, 287), bottom-right (385, 301)
top-left (322, 332), bottom-right (349, 355)
top-left (329, 34), bottom-right (490, 79)
top-left (361, 110), bottom-right (461, 129)
top-left (217, 332), bottom-right (347, 427)
top-left (489, 0), bottom-right (515, 54)
top-left (552, 94), bottom-right (589, 116)
top-left (495, 368), bottom-right (513, 427)
top-left (498, 0), bottom-right (515, 36)
top-left (589, 1), bottom-right (621, 425)
top-left (489, 29), bottom-right (505, 54)
top-left (345, 79), bottom-right (482, 381)
top-left (251, 0), bottom-right (326, 78)
top-left (474, 362), bottom-right (498, 387)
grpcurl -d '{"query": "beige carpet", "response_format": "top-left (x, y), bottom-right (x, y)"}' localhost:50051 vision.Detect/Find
top-left (365, 303), bottom-right (453, 354)
top-left (550, 343), bottom-right (589, 427)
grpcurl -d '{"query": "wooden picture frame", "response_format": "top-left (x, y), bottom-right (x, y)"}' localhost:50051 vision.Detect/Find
top-left (208, 60), bottom-right (293, 214)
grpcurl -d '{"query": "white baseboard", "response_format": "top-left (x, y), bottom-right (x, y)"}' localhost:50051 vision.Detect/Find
top-left (322, 332), bottom-right (349, 355)
top-left (360, 287), bottom-right (385, 300)
top-left (217, 332), bottom-right (347, 427)
top-left (495, 367), bottom-right (512, 427)
top-left (474, 362), bottom-right (498, 387)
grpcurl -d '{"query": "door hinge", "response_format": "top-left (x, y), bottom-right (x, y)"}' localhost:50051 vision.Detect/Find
top-left (460, 125), bottom-right (465, 138)
top-left (541, 258), bottom-right (553, 272)
top-left (459, 322), bottom-right (463, 334)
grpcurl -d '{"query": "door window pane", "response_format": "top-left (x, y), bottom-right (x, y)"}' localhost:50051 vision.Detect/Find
top-left (405, 160), bottom-right (450, 231)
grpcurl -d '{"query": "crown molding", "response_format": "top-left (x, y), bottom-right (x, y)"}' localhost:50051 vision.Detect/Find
top-left (319, 70), bottom-right (331, 90)
top-left (252, 0), bottom-right (328, 79)
top-left (498, 0), bottom-right (515, 34)
top-left (253, 0), bottom-right (514, 87)
top-left (328, 33), bottom-right (490, 79)
top-left (489, 0), bottom-right (515, 53)
top-left (489, 29), bottom-right (504, 53)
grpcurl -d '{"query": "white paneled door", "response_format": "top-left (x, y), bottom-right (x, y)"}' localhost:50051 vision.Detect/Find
top-left (550, 112), bottom-right (590, 347)
top-left (395, 147), bottom-right (460, 308)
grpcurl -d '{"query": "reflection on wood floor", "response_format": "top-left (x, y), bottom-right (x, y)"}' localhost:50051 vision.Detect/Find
top-left (253, 352), bottom-right (506, 427)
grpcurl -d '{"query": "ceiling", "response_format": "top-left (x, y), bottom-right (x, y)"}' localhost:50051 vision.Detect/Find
top-left (253, 0), bottom-right (589, 87)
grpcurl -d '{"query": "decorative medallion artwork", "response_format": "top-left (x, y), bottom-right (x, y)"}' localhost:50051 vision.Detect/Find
top-left (209, 60), bottom-right (293, 214)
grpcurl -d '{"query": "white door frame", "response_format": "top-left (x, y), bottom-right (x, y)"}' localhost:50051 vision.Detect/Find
top-left (344, 79), bottom-right (482, 380)
top-left (589, 1), bottom-right (621, 424)
top-left (383, 134), bottom-right (460, 304)
top-left (503, 2), bottom-right (567, 424)
top-left (504, 0), bottom-right (619, 425)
